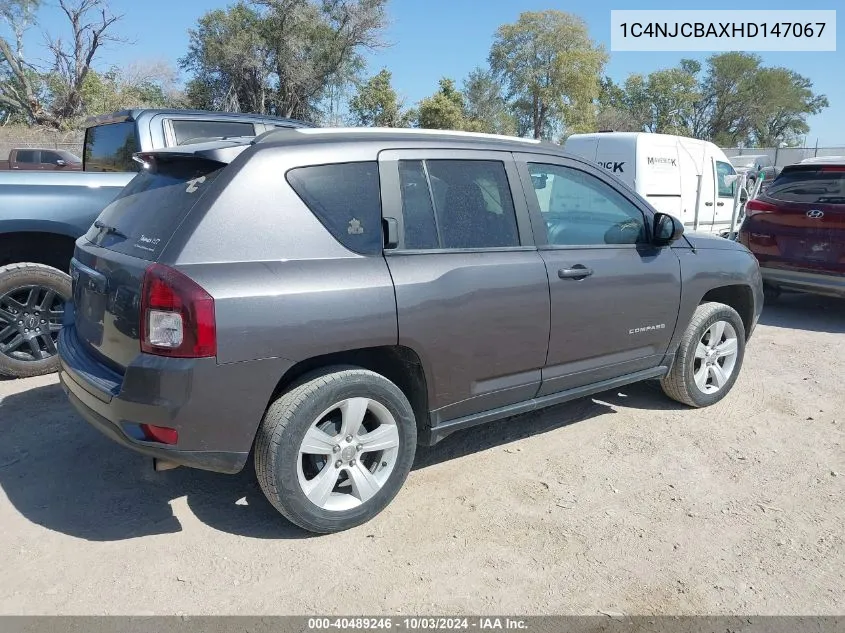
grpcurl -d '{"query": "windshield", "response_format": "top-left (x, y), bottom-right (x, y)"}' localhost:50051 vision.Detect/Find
top-left (86, 157), bottom-right (224, 260)
top-left (767, 167), bottom-right (845, 204)
top-left (730, 156), bottom-right (758, 168)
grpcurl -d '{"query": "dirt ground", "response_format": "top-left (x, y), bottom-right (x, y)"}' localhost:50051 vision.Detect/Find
top-left (0, 292), bottom-right (842, 615)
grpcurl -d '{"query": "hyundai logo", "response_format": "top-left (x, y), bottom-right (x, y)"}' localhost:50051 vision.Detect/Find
top-left (807, 210), bottom-right (825, 219)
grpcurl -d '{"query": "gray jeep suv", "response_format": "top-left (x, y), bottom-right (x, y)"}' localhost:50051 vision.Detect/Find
top-left (58, 128), bottom-right (764, 533)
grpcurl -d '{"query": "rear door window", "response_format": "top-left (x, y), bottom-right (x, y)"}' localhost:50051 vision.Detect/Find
top-left (86, 158), bottom-right (224, 260)
top-left (397, 159), bottom-right (520, 249)
top-left (15, 149), bottom-right (37, 163)
top-left (171, 120), bottom-right (256, 146)
top-left (84, 122), bottom-right (140, 172)
top-left (767, 167), bottom-right (845, 204)
top-left (286, 162), bottom-right (383, 255)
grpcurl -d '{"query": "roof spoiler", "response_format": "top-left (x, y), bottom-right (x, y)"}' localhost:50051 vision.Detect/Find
top-left (133, 137), bottom-right (253, 167)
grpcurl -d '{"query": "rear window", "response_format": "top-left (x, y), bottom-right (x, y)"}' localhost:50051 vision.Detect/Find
top-left (84, 122), bottom-right (140, 172)
top-left (767, 167), bottom-right (845, 204)
top-left (286, 162), bottom-right (383, 255)
top-left (86, 158), bottom-right (224, 260)
top-left (171, 120), bottom-right (256, 146)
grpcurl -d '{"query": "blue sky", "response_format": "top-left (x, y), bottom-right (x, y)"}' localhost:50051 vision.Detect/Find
top-left (21, 0), bottom-right (845, 144)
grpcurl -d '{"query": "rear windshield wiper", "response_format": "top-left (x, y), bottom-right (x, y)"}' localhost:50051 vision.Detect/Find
top-left (94, 220), bottom-right (128, 239)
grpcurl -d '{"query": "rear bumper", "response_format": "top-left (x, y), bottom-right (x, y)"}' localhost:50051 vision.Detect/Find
top-left (58, 325), bottom-right (293, 474)
top-left (761, 267), bottom-right (845, 298)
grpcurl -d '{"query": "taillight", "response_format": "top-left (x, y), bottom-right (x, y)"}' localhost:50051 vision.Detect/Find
top-left (744, 198), bottom-right (780, 216)
top-left (140, 263), bottom-right (216, 358)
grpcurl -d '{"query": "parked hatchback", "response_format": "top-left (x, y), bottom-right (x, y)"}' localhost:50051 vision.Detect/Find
top-left (738, 162), bottom-right (845, 299)
top-left (59, 128), bottom-right (763, 533)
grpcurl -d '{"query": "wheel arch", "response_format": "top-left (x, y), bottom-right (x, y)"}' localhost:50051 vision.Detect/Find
top-left (265, 345), bottom-right (431, 441)
top-left (0, 230), bottom-right (78, 272)
top-left (700, 284), bottom-right (755, 339)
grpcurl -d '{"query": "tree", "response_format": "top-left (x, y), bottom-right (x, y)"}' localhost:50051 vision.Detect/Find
top-left (462, 67), bottom-right (515, 135)
top-left (416, 77), bottom-right (468, 130)
top-left (489, 10), bottom-right (607, 139)
top-left (80, 62), bottom-right (184, 116)
top-left (181, 0), bottom-right (388, 121)
top-left (700, 52), bottom-right (762, 146)
top-left (348, 68), bottom-right (411, 127)
top-left (749, 68), bottom-right (828, 146)
top-left (0, 0), bottom-right (122, 127)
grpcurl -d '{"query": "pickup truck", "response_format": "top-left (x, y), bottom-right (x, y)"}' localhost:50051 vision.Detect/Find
top-left (0, 108), bottom-right (313, 378)
top-left (0, 148), bottom-right (83, 171)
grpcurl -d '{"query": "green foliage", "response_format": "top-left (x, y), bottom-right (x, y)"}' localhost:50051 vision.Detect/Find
top-left (597, 52), bottom-right (827, 147)
top-left (416, 78), bottom-right (467, 130)
top-left (180, 0), bottom-right (388, 121)
top-left (489, 10), bottom-right (607, 139)
top-left (348, 69), bottom-right (412, 127)
top-left (462, 67), bottom-right (516, 135)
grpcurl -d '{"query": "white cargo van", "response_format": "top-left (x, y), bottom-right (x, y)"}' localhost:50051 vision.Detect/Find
top-left (564, 132), bottom-right (739, 235)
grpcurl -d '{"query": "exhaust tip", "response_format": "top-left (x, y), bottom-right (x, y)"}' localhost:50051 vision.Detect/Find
top-left (153, 458), bottom-right (181, 472)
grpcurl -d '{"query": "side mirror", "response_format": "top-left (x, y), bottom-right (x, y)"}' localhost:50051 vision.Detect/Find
top-left (653, 212), bottom-right (684, 245)
top-left (55, 159), bottom-right (66, 167)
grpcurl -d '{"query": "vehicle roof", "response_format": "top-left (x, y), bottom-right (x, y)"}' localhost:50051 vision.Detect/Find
top-left (137, 127), bottom-right (611, 174)
top-left (567, 131), bottom-right (713, 146)
top-left (253, 126), bottom-right (562, 153)
top-left (798, 155), bottom-right (845, 164)
top-left (83, 108), bottom-right (315, 129)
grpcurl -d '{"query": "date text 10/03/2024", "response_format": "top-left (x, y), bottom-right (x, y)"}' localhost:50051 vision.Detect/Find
top-left (307, 618), bottom-right (528, 630)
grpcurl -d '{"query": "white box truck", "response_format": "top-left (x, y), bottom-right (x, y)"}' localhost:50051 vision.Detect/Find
top-left (564, 132), bottom-right (740, 236)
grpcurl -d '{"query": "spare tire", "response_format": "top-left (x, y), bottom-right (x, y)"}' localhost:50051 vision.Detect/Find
top-left (0, 263), bottom-right (71, 378)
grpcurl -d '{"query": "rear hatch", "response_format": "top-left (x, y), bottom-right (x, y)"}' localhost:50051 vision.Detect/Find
top-left (741, 164), bottom-right (845, 275)
top-left (70, 143), bottom-right (245, 372)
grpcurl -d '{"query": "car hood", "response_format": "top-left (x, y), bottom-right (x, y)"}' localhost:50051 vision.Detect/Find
top-left (682, 231), bottom-right (750, 252)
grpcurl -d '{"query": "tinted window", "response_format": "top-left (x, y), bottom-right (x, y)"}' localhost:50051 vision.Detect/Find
top-left (398, 159), bottom-right (519, 249)
top-left (84, 122), bottom-right (140, 172)
top-left (171, 120), bottom-right (256, 146)
top-left (527, 163), bottom-right (646, 246)
top-left (767, 167), bottom-right (845, 204)
top-left (15, 150), bottom-right (37, 163)
top-left (86, 158), bottom-right (224, 260)
top-left (398, 161), bottom-right (439, 249)
top-left (716, 161), bottom-right (736, 197)
top-left (40, 150), bottom-right (63, 164)
top-left (286, 162), bottom-right (383, 255)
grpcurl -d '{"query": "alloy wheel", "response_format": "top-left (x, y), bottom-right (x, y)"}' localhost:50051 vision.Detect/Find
top-left (0, 285), bottom-right (64, 363)
top-left (297, 397), bottom-right (401, 512)
top-left (693, 320), bottom-right (739, 394)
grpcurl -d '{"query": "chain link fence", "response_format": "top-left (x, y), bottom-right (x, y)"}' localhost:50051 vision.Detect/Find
top-left (722, 146), bottom-right (845, 168)
top-left (0, 127), bottom-right (84, 161)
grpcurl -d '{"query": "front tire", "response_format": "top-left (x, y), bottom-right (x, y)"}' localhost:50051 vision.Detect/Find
top-left (661, 302), bottom-right (746, 407)
top-left (254, 366), bottom-right (417, 533)
top-left (0, 263), bottom-right (70, 378)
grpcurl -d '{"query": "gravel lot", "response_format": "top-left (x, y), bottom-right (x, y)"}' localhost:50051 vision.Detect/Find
top-left (0, 293), bottom-right (842, 615)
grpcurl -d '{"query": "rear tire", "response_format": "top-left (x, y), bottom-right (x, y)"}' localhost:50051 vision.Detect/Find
top-left (254, 366), bottom-right (417, 533)
top-left (0, 263), bottom-right (70, 378)
top-left (661, 302), bottom-right (746, 408)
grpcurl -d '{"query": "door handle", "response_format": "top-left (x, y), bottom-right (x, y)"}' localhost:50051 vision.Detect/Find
top-left (717, 201), bottom-right (725, 207)
top-left (558, 265), bottom-right (593, 280)
top-left (704, 202), bottom-right (713, 206)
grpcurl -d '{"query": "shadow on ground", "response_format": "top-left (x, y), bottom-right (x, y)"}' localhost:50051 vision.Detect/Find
top-left (0, 377), bottom-right (664, 542)
top-left (759, 292), bottom-right (844, 334)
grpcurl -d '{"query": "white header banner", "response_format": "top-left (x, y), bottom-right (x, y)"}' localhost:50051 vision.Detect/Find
top-left (610, 10), bottom-right (836, 52)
